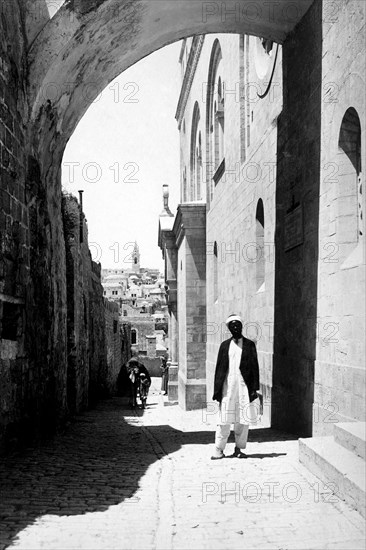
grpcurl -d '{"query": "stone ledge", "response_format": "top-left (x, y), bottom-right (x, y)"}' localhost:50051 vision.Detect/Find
top-left (299, 434), bottom-right (366, 518)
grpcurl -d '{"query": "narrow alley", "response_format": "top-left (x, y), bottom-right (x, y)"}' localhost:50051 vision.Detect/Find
top-left (0, 379), bottom-right (364, 550)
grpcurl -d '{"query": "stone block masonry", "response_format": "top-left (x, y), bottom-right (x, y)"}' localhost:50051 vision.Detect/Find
top-left (0, 181), bottom-right (124, 450)
top-left (271, 0), bottom-right (323, 436)
top-left (103, 298), bottom-right (122, 396)
top-left (120, 321), bottom-right (132, 368)
top-left (0, 1), bottom-right (125, 450)
top-left (62, 193), bottom-right (123, 410)
top-left (89, 261), bottom-right (109, 406)
top-left (0, 1), bottom-right (35, 448)
top-left (62, 193), bottom-right (92, 415)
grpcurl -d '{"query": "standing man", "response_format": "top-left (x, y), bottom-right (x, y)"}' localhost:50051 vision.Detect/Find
top-left (160, 356), bottom-right (169, 395)
top-left (211, 314), bottom-right (260, 459)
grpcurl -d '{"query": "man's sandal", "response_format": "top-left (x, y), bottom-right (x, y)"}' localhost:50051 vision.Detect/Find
top-left (230, 446), bottom-right (247, 458)
top-left (211, 447), bottom-right (225, 460)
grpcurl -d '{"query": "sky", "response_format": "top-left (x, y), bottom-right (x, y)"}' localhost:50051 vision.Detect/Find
top-left (61, 41), bottom-right (182, 271)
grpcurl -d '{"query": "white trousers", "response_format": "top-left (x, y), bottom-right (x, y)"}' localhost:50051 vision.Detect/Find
top-left (215, 423), bottom-right (249, 451)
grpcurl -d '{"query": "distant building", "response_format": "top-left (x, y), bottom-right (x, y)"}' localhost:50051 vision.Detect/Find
top-left (101, 244), bottom-right (169, 359)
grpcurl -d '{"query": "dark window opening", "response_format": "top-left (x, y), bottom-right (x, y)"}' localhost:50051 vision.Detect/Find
top-left (337, 107), bottom-right (362, 262)
top-left (256, 199), bottom-right (265, 290)
top-left (1, 302), bottom-right (21, 341)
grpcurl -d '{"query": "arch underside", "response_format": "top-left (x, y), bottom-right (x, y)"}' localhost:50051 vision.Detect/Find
top-left (27, 0), bottom-right (314, 146)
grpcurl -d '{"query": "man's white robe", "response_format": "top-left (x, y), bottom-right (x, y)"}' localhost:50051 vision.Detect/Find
top-left (218, 338), bottom-right (257, 425)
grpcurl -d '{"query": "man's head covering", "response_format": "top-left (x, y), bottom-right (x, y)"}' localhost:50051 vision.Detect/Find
top-left (225, 314), bottom-right (243, 327)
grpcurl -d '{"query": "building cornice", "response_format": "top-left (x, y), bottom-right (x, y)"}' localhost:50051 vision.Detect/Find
top-left (175, 35), bottom-right (205, 129)
top-left (158, 217), bottom-right (175, 252)
top-left (173, 203), bottom-right (207, 248)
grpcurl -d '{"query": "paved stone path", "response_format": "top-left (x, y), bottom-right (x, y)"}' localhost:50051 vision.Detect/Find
top-left (0, 378), bottom-right (364, 550)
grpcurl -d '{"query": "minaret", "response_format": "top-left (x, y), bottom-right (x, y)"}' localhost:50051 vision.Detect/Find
top-left (132, 241), bottom-right (140, 272)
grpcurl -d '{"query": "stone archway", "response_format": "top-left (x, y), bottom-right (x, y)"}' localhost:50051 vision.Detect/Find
top-left (26, 0), bottom-right (313, 152)
top-left (23, 0), bottom-right (316, 245)
top-left (4, 0), bottom-right (339, 445)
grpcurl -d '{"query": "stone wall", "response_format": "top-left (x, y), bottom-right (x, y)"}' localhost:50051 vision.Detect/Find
top-left (62, 193), bottom-right (122, 404)
top-left (120, 321), bottom-right (132, 367)
top-left (0, 163), bottom-right (123, 450)
top-left (271, 0), bottom-right (323, 436)
top-left (0, 1), bottom-right (61, 446)
top-left (271, 0), bottom-right (365, 436)
top-left (174, 204), bottom-right (206, 410)
top-left (104, 299), bottom-right (122, 395)
top-left (315, 0), bottom-right (365, 433)
top-left (62, 194), bottom-right (91, 414)
top-left (138, 356), bottom-right (162, 377)
top-left (128, 316), bottom-right (155, 353)
top-left (88, 261), bottom-right (108, 407)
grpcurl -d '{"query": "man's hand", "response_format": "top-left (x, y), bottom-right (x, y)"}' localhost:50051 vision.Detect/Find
top-left (249, 390), bottom-right (258, 402)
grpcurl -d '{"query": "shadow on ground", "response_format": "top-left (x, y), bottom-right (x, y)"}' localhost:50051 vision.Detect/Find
top-left (248, 427), bottom-right (298, 442)
top-left (225, 452), bottom-right (287, 459)
top-left (0, 397), bottom-right (297, 549)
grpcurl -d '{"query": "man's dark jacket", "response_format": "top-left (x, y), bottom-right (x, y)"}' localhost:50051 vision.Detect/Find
top-left (212, 336), bottom-right (260, 403)
top-left (126, 358), bottom-right (151, 385)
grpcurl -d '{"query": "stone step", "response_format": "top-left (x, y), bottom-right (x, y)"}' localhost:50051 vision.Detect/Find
top-left (334, 422), bottom-right (366, 460)
top-left (299, 436), bottom-right (366, 518)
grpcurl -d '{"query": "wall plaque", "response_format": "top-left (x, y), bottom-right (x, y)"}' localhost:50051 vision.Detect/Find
top-left (284, 204), bottom-right (303, 251)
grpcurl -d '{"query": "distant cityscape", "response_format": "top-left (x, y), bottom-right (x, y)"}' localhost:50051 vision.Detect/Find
top-left (101, 242), bottom-right (169, 361)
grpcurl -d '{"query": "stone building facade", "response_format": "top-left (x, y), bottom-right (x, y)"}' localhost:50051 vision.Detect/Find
top-left (160, 9), bottom-right (365, 436)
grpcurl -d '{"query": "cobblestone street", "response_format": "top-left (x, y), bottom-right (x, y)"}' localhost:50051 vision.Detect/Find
top-left (0, 379), bottom-right (364, 550)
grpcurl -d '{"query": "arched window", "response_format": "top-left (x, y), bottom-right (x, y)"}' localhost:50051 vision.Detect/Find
top-left (196, 132), bottom-right (202, 200)
top-left (131, 329), bottom-right (137, 345)
top-left (216, 77), bottom-right (225, 165)
top-left (214, 241), bottom-right (218, 302)
top-left (256, 199), bottom-right (265, 291)
top-left (206, 40), bottom-right (224, 203)
top-left (182, 167), bottom-right (187, 203)
top-left (338, 107), bottom-right (363, 264)
top-left (190, 102), bottom-right (203, 201)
